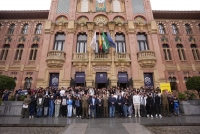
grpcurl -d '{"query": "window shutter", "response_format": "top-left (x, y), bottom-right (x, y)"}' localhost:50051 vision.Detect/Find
top-left (113, 0), bottom-right (121, 12)
top-left (81, 0), bottom-right (89, 12)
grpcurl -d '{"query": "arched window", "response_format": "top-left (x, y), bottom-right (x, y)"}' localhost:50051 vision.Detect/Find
top-left (172, 24), bottom-right (179, 34)
top-left (15, 44), bottom-right (24, 60)
top-left (29, 44), bottom-right (38, 60)
top-left (81, 0), bottom-right (89, 12)
top-left (35, 23), bottom-right (42, 34)
top-left (185, 24), bottom-right (192, 34)
top-left (7, 24), bottom-right (15, 34)
top-left (0, 44), bottom-right (10, 61)
top-left (162, 44), bottom-right (171, 60)
top-left (54, 33), bottom-right (65, 51)
top-left (115, 33), bottom-right (126, 53)
top-left (191, 44), bottom-right (200, 60)
top-left (137, 33), bottom-right (148, 51)
top-left (24, 77), bottom-right (32, 89)
top-left (21, 24), bottom-right (28, 34)
top-left (168, 77), bottom-right (177, 90)
top-left (113, 0), bottom-right (121, 12)
top-left (77, 33), bottom-right (87, 53)
top-left (177, 44), bottom-right (186, 60)
top-left (158, 24), bottom-right (165, 34)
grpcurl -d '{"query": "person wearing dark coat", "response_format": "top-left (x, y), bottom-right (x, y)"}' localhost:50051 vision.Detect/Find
top-left (146, 94), bottom-right (154, 118)
top-left (117, 94), bottom-right (124, 117)
top-left (154, 93), bottom-right (162, 118)
top-left (109, 94), bottom-right (117, 118)
top-left (96, 96), bottom-right (104, 118)
top-left (43, 95), bottom-right (49, 117)
top-left (89, 95), bottom-right (97, 118)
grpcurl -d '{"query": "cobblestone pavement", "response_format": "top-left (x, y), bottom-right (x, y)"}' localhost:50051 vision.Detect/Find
top-left (147, 126), bottom-right (200, 134)
top-left (0, 127), bottom-right (65, 134)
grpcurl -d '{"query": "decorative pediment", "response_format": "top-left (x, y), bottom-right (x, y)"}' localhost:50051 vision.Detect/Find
top-left (161, 36), bottom-right (168, 43)
top-left (94, 15), bottom-right (108, 25)
top-left (77, 16), bottom-right (89, 25)
top-left (32, 36), bottom-right (40, 44)
top-left (113, 16), bottom-right (125, 24)
top-left (4, 36), bottom-right (12, 44)
top-left (56, 16), bottom-right (68, 24)
top-left (135, 16), bottom-right (146, 25)
top-left (18, 36), bottom-right (26, 44)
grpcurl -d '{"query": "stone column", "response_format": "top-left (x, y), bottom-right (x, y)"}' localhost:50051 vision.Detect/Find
top-left (86, 22), bottom-right (95, 87)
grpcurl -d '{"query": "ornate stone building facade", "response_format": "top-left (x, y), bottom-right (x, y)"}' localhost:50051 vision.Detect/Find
top-left (0, 0), bottom-right (200, 91)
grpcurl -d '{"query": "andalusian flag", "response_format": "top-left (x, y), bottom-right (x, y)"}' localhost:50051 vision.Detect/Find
top-left (99, 32), bottom-right (102, 51)
top-left (102, 32), bottom-right (110, 52)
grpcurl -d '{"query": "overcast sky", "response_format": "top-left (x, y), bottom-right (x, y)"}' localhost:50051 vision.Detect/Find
top-left (0, 0), bottom-right (199, 11)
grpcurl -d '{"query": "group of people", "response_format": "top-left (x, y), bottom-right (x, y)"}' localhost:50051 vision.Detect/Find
top-left (18, 86), bottom-right (180, 119)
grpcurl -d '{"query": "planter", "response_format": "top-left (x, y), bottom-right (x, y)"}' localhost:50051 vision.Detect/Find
top-left (0, 101), bottom-right (23, 116)
top-left (179, 100), bottom-right (200, 115)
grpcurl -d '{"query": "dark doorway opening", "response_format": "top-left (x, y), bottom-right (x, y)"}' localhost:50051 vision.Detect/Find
top-left (119, 83), bottom-right (127, 89)
top-left (97, 83), bottom-right (106, 89)
top-left (76, 83), bottom-right (85, 87)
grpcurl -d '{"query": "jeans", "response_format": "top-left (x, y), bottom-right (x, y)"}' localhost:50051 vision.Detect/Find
top-left (67, 105), bottom-right (73, 117)
top-left (90, 107), bottom-right (96, 117)
top-left (49, 106), bottom-right (54, 117)
top-left (37, 107), bottom-right (43, 117)
top-left (128, 105), bottom-right (132, 116)
top-left (44, 107), bottom-right (48, 116)
top-left (123, 105), bottom-right (128, 117)
top-left (109, 105), bottom-right (115, 117)
top-left (174, 106), bottom-right (179, 115)
top-left (29, 106), bottom-right (35, 116)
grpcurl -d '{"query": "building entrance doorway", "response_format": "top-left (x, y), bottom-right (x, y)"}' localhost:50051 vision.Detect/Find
top-left (96, 72), bottom-right (107, 89)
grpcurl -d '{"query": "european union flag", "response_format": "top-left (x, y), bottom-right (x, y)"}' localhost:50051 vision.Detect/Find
top-left (107, 33), bottom-right (116, 48)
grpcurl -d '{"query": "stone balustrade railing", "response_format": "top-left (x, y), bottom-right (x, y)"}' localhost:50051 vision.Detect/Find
top-left (72, 53), bottom-right (88, 61)
top-left (46, 50), bottom-right (66, 67)
top-left (115, 53), bottom-right (130, 61)
top-left (137, 50), bottom-right (157, 68)
top-left (92, 53), bottom-right (111, 61)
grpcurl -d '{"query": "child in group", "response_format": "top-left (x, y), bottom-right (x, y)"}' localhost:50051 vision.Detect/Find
top-left (173, 96), bottom-right (180, 116)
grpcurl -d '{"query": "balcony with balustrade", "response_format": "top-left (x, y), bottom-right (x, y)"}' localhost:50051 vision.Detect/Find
top-left (137, 50), bottom-right (157, 68)
top-left (114, 53), bottom-right (131, 63)
top-left (72, 52), bottom-right (88, 61)
top-left (91, 53), bottom-right (112, 63)
top-left (46, 50), bottom-right (66, 68)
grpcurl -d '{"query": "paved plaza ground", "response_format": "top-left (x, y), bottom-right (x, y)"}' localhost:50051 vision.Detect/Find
top-left (0, 115), bottom-right (200, 134)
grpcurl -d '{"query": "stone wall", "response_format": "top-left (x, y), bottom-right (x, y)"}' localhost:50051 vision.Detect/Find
top-left (179, 100), bottom-right (200, 115)
top-left (0, 101), bottom-right (23, 116)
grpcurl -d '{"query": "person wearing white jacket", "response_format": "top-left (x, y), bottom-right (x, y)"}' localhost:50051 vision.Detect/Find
top-left (133, 92), bottom-right (141, 117)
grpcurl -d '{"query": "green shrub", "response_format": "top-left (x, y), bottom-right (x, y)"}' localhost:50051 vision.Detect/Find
top-left (0, 75), bottom-right (16, 91)
top-left (178, 92), bottom-right (186, 100)
top-left (8, 95), bottom-right (15, 101)
top-left (19, 95), bottom-right (27, 101)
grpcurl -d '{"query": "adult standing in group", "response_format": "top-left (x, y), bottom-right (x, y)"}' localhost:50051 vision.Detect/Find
top-left (54, 96), bottom-right (61, 117)
top-left (117, 93), bottom-right (124, 118)
top-left (61, 94), bottom-right (67, 117)
top-left (154, 92), bottom-right (162, 118)
top-left (103, 94), bottom-right (109, 118)
top-left (67, 96), bottom-right (73, 118)
top-left (43, 95), bottom-right (49, 117)
top-left (75, 96), bottom-right (81, 118)
top-left (36, 93), bottom-right (44, 118)
top-left (49, 96), bottom-right (54, 117)
top-left (96, 96), bottom-right (103, 118)
top-left (81, 94), bottom-right (89, 119)
top-left (161, 90), bottom-right (170, 117)
top-left (109, 94), bottom-right (117, 118)
top-left (89, 95), bottom-right (97, 118)
top-left (133, 92), bottom-right (141, 117)
top-left (21, 95), bottom-right (31, 118)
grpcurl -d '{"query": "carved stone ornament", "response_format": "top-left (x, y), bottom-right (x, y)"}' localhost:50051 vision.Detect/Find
top-left (93, 66), bottom-right (110, 71)
top-left (94, 16), bottom-right (108, 25)
top-left (56, 16), bottom-right (68, 24)
top-left (137, 50), bottom-right (157, 68)
top-left (114, 16), bottom-right (125, 24)
top-left (134, 16), bottom-right (146, 25)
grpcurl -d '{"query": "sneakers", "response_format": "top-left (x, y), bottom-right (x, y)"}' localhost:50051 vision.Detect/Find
top-left (79, 116), bottom-right (81, 118)
top-left (135, 115), bottom-right (137, 117)
top-left (159, 114), bottom-right (162, 118)
top-left (128, 116), bottom-right (131, 118)
top-left (76, 116), bottom-right (78, 118)
top-left (155, 114), bottom-right (158, 118)
top-left (29, 116), bottom-right (31, 119)
top-left (138, 115), bottom-right (141, 117)
top-left (147, 115), bottom-right (149, 118)
top-left (151, 115), bottom-right (153, 118)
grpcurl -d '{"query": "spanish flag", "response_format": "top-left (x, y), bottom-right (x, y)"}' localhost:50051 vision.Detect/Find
top-left (99, 32), bottom-right (102, 51)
